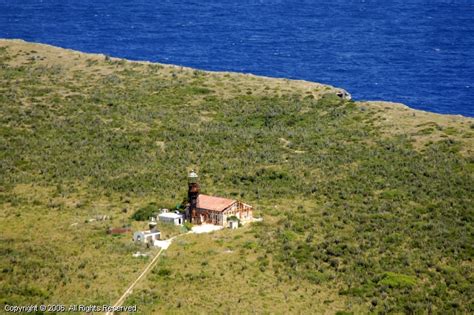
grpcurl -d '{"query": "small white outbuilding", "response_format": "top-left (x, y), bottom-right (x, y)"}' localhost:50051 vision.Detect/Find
top-left (228, 219), bottom-right (239, 229)
top-left (158, 212), bottom-right (184, 225)
top-left (133, 220), bottom-right (160, 245)
top-left (133, 230), bottom-right (161, 244)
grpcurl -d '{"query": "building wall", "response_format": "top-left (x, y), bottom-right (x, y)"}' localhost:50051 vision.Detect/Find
top-left (133, 231), bottom-right (160, 243)
top-left (223, 201), bottom-right (253, 225)
top-left (159, 216), bottom-right (183, 225)
top-left (192, 200), bottom-right (253, 226)
top-left (206, 210), bottom-right (223, 225)
top-left (229, 220), bottom-right (239, 229)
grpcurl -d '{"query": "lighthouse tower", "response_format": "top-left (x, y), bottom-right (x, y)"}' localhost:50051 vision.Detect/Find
top-left (187, 170), bottom-right (200, 223)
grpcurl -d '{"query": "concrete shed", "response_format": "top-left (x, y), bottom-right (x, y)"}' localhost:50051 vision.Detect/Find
top-left (133, 230), bottom-right (161, 245)
top-left (158, 212), bottom-right (184, 225)
top-left (228, 219), bottom-right (239, 229)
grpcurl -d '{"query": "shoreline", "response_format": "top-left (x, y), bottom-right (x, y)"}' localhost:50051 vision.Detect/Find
top-left (1, 38), bottom-right (473, 123)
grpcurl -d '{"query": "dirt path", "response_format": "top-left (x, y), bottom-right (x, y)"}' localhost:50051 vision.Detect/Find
top-left (105, 234), bottom-right (181, 315)
top-left (105, 247), bottom-right (164, 315)
top-left (105, 224), bottom-right (226, 314)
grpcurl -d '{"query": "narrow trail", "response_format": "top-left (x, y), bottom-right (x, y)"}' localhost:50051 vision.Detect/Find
top-left (105, 235), bottom-right (180, 315)
top-left (105, 224), bottom-right (229, 314)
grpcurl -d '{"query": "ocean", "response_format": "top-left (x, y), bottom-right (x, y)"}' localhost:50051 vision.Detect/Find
top-left (1, 0), bottom-right (473, 116)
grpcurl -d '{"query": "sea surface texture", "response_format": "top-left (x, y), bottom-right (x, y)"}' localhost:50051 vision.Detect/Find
top-left (1, 0), bottom-right (473, 116)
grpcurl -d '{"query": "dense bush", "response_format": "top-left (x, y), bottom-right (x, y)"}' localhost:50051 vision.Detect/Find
top-left (130, 203), bottom-right (159, 221)
top-left (0, 44), bottom-right (472, 313)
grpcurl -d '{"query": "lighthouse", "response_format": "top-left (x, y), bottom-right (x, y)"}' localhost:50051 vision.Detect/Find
top-left (186, 170), bottom-right (200, 223)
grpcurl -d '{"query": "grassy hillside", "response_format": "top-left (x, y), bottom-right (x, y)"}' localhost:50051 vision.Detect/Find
top-left (0, 40), bottom-right (473, 314)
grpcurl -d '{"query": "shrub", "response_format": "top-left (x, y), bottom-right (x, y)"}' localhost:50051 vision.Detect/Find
top-left (378, 272), bottom-right (417, 288)
top-left (156, 268), bottom-right (172, 277)
top-left (183, 222), bottom-right (193, 231)
top-left (131, 203), bottom-right (159, 221)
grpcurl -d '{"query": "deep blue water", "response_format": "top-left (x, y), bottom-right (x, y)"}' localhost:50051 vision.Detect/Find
top-left (1, 0), bottom-right (473, 116)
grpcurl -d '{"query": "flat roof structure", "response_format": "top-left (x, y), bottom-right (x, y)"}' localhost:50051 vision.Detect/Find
top-left (158, 212), bottom-right (183, 219)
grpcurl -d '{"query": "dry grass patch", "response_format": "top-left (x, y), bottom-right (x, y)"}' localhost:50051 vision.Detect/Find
top-left (360, 101), bottom-right (473, 155)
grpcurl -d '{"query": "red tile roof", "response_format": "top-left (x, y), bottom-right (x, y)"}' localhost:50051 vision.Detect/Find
top-left (197, 194), bottom-right (236, 212)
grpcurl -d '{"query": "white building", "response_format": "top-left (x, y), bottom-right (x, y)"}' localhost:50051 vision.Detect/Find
top-left (228, 218), bottom-right (239, 229)
top-left (158, 212), bottom-right (184, 225)
top-left (133, 230), bottom-right (161, 244)
top-left (133, 221), bottom-right (160, 245)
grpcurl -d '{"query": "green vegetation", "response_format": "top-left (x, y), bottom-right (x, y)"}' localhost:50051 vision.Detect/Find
top-left (378, 272), bottom-right (417, 288)
top-left (131, 203), bottom-right (159, 221)
top-left (183, 221), bottom-right (193, 231)
top-left (0, 40), bottom-right (473, 314)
